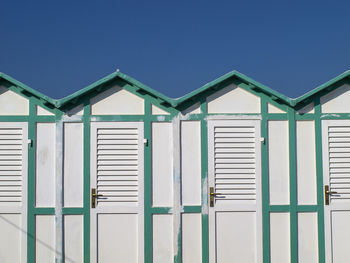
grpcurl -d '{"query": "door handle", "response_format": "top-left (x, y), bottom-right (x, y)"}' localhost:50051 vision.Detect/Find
top-left (325, 185), bottom-right (338, 205)
top-left (91, 188), bottom-right (103, 208)
top-left (210, 187), bottom-right (222, 207)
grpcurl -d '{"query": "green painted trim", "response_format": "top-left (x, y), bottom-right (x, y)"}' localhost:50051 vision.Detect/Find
top-left (144, 97), bottom-right (153, 263)
top-left (83, 100), bottom-right (91, 263)
top-left (287, 107), bottom-right (298, 263)
top-left (27, 99), bottom-right (36, 263)
top-left (33, 208), bottom-right (56, 214)
top-left (321, 113), bottom-right (350, 119)
top-left (268, 205), bottom-right (318, 212)
top-left (200, 99), bottom-right (209, 263)
top-left (266, 113), bottom-right (288, 120)
top-left (62, 208), bottom-right (84, 214)
top-left (151, 207), bottom-right (172, 214)
top-left (314, 98), bottom-right (326, 263)
top-left (183, 206), bottom-right (202, 213)
top-left (260, 98), bottom-right (270, 263)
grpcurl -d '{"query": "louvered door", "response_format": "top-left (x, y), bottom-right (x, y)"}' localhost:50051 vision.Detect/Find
top-left (323, 120), bottom-right (350, 263)
top-left (208, 120), bottom-right (262, 263)
top-left (0, 122), bottom-right (28, 263)
top-left (90, 122), bottom-right (144, 263)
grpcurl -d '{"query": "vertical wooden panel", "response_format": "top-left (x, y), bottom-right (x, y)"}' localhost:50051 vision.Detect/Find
top-left (63, 123), bottom-right (83, 207)
top-left (181, 121), bottom-right (201, 205)
top-left (64, 215), bottom-right (83, 263)
top-left (36, 215), bottom-right (55, 263)
top-left (153, 214), bottom-right (173, 263)
top-left (36, 123), bottom-right (55, 207)
top-left (270, 212), bottom-right (290, 263)
top-left (0, 214), bottom-right (21, 263)
top-left (298, 212), bottom-right (319, 263)
top-left (268, 121), bottom-right (290, 205)
top-left (296, 121), bottom-right (317, 205)
top-left (152, 123), bottom-right (173, 207)
top-left (182, 213), bottom-right (202, 263)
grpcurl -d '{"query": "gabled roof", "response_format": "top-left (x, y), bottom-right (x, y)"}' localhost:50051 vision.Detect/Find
top-left (1, 70), bottom-right (350, 110)
top-left (0, 72), bottom-right (56, 106)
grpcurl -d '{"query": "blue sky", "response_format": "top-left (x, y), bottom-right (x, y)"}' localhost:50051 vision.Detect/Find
top-left (1, 1), bottom-right (350, 99)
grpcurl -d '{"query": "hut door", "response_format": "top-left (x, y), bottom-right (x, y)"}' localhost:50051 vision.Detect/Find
top-left (323, 120), bottom-right (350, 263)
top-left (208, 119), bottom-right (262, 263)
top-left (90, 122), bottom-right (144, 263)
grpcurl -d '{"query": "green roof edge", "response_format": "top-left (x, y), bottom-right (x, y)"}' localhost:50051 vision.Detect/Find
top-left (2, 70), bottom-right (350, 110)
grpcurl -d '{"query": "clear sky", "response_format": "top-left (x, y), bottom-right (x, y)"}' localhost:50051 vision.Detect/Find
top-left (1, 0), bottom-right (350, 99)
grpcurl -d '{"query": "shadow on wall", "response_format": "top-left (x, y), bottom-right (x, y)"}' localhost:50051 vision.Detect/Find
top-left (0, 215), bottom-right (77, 263)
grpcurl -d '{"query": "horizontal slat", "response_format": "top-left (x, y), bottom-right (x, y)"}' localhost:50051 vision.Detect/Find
top-left (97, 166), bottom-right (137, 171)
top-left (97, 170), bottom-right (138, 176)
top-left (0, 186), bottom-right (21, 192)
top-left (0, 135), bottom-right (23, 140)
top-left (215, 143), bottom-right (255, 148)
top-left (330, 168), bottom-right (350, 173)
top-left (214, 133), bottom-right (255, 138)
top-left (97, 196), bottom-right (138, 202)
top-left (215, 168), bottom-right (255, 174)
top-left (97, 134), bottom-right (138, 139)
top-left (329, 142), bottom-right (350, 148)
top-left (330, 152), bottom-right (350, 158)
top-left (215, 174), bottom-right (255, 180)
top-left (331, 178), bottom-right (350, 184)
top-left (97, 150), bottom-right (138, 155)
top-left (0, 192), bottom-right (21, 197)
top-left (97, 192), bottom-right (138, 197)
top-left (98, 145), bottom-right (138, 150)
top-left (97, 181), bottom-right (138, 186)
top-left (97, 139), bottom-right (138, 145)
top-left (215, 148), bottom-right (255, 153)
top-left (97, 186), bottom-right (138, 192)
top-left (329, 137), bottom-right (350, 143)
top-left (330, 158), bottom-right (350, 163)
top-left (329, 127), bottom-right (350, 133)
top-left (0, 129), bottom-right (22, 134)
top-left (215, 159), bottom-right (255, 164)
top-left (0, 171), bottom-right (22, 176)
top-left (0, 145), bottom-right (22, 150)
top-left (215, 127), bottom-right (255, 133)
top-left (97, 129), bottom-right (138, 135)
top-left (97, 160), bottom-right (138, 165)
top-left (0, 197), bottom-right (21, 202)
top-left (215, 138), bottom-right (255, 143)
top-left (97, 175), bottom-right (138, 181)
top-left (97, 155), bottom-right (138, 160)
top-left (330, 163), bottom-right (350, 168)
top-left (0, 166), bottom-right (22, 171)
top-left (215, 153), bottom-right (255, 159)
top-left (0, 161), bottom-right (22, 165)
top-left (215, 163), bottom-right (255, 169)
top-left (215, 178), bottom-right (255, 185)
top-left (216, 196), bottom-right (256, 200)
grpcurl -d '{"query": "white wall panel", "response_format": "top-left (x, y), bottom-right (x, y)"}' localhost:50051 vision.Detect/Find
top-left (36, 123), bottom-right (55, 207)
top-left (36, 215), bottom-right (55, 263)
top-left (98, 214), bottom-right (138, 263)
top-left (321, 84), bottom-right (350, 113)
top-left (181, 121), bottom-right (201, 205)
top-left (153, 214), bottom-right (173, 263)
top-left (216, 211), bottom-right (257, 262)
top-left (0, 214), bottom-right (21, 263)
top-left (207, 85), bottom-right (260, 113)
top-left (152, 122), bottom-right (173, 207)
top-left (0, 86), bottom-right (29, 115)
top-left (36, 106), bottom-right (54, 116)
top-left (152, 104), bottom-right (170, 115)
top-left (181, 103), bottom-right (201, 115)
top-left (63, 123), bottom-right (83, 207)
top-left (298, 212), bottom-right (318, 263)
top-left (270, 212), bottom-right (290, 263)
top-left (182, 213), bottom-right (202, 263)
top-left (297, 103), bottom-right (314, 114)
top-left (64, 215), bottom-right (83, 263)
top-left (268, 121), bottom-right (290, 205)
top-left (296, 121), bottom-right (317, 205)
top-left (268, 103), bottom-right (286, 113)
top-left (90, 86), bottom-right (144, 115)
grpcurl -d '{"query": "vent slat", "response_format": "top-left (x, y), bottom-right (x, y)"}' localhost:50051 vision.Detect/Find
top-left (214, 125), bottom-right (256, 203)
top-left (96, 127), bottom-right (139, 205)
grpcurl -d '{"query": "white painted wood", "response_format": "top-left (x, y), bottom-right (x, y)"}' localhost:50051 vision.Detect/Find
top-left (322, 120), bottom-right (350, 262)
top-left (0, 214), bottom-right (21, 263)
top-left (298, 212), bottom-right (319, 263)
top-left (321, 84), bottom-right (350, 113)
top-left (63, 123), bottom-right (83, 207)
top-left (152, 122), bottom-right (173, 207)
top-left (296, 121), bottom-right (317, 205)
top-left (207, 85), bottom-right (260, 113)
top-left (268, 120), bottom-right (290, 205)
top-left (181, 121), bottom-right (201, 206)
top-left (36, 123), bottom-right (55, 207)
top-left (208, 120), bottom-right (262, 262)
top-left (65, 104), bottom-right (84, 116)
top-left (0, 86), bottom-right (29, 115)
top-left (0, 122), bottom-right (27, 263)
top-left (36, 215), bottom-right (55, 263)
top-left (152, 104), bottom-right (170, 115)
top-left (36, 105), bottom-right (55, 116)
top-left (153, 214), bottom-right (173, 263)
top-left (64, 215), bottom-right (83, 263)
top-left (181, 103), bottom-right (201, 115)
top-left (182, 213), bottom-right (202, 263)
top-left (270, 212), bottom-right (290, 263)
top-left (297, 102), bottom-right (315, 114)
top-left (268, 103), bottom-right (286, 113)
top-left (90, 122), bottom-right (144, 263)
top-left (90, 86), bottom-right (144, 115)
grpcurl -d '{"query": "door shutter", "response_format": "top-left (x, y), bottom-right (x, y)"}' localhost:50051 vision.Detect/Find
top-left (214, 125), bottom-right (257, 202)
top-left (327, 125), bottom-right (350, 201)
top-left (0, 127), bottom-right (24, 204)
top-left (96, 127), bottom-right (139, 204)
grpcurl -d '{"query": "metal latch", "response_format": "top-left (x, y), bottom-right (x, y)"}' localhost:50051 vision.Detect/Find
top-left (325, 185), bottom-right (337, 205)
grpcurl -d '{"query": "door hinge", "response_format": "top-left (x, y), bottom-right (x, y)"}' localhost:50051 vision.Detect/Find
top-left (143, 138), bottom-right (148, 146)
top-left (260, 137), bottom-right (265, 144)
top-left (27, 139), bottom-right (33, 147)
